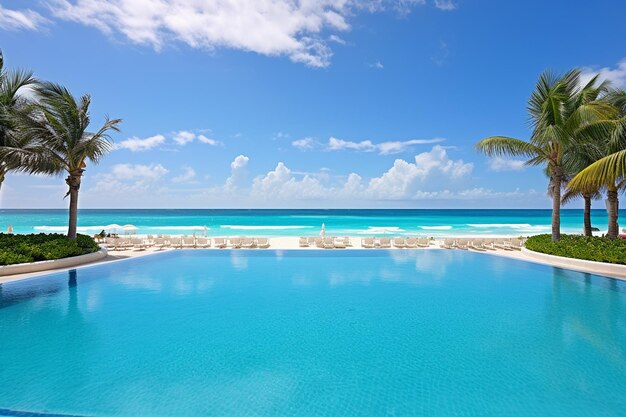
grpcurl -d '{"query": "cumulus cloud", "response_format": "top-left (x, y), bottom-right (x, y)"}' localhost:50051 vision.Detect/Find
top-left (110, 163), bottom-right (169, 181)
top-left (327, 136), bottom-right (444, 154)
top-left (224, 155), bottom-right (250, 190)
top-left (580, 58), bottom-right (626, 88)
top-left (113, 134), bottom-right (166, 152)
top-left (172, 166), bottom-right (197, 183)
top-left (292, 138), bottom-right (317, 150)
top-left (367, 145), bottom-right (473, 198)
top-left (48, 0), bottom-right (430, 67)
top-left (488, 157), bottom-right (526, 172)
top-left (172, 130), bottom-right (223, 146)
top-left (0, 5), bottom-right (49, 31)
top-left (369, 61), bottom-right (384, 69)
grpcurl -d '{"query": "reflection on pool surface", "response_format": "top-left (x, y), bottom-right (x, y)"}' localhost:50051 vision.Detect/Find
top-left (1, 250), bottom-right (625, 416)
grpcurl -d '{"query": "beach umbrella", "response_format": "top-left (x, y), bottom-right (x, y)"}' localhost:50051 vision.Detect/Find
top-left (204, 225), bottom-right (208, 237)
top-left (7, 224), bottom-right (13, 234)
top-left (320, 223), bottom-right (325, 238)
top-left (122, 224), bottom-right (138, 235)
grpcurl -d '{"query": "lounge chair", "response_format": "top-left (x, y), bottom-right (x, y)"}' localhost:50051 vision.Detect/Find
top-left (441, 238), bottom-right (455, 249)
top-left (214, 238), bottom-right (227, 248)
top-left (482, 238), bottom-right (496, 250)
top-left (229, 237), bottom-right (242, 249)
top-left (323, 237), bottom-right (335, 249)
top-left (417, 237), bottom-right (430, 248)
top-left (314, 237), bottom-right (324, 248)
top-left (242, 237), bottom-right (256, 249)
top-left (256, 238), bottom-right (270, 248)
top-left (169, 237), bottom-right (182, 249)
top-left (153, 237), bottom-right (166, 250)
top-left (361, 237), bottom-right (375, 248)
top-left (456, 238), bottom-right (469, 250)
top-left (299, 237), bottom-right (309, 247)
top-left (405, 237), bottom-right (418, 248)
top-left (378, 237), bottom-right (391, 248)
top-left (308, 237), bottom-right (317, 245)
top-left (392, 237), bottom-right (406, 248)
top-left (196, 237), bottom-right (210, 248)
top-left (469, 238), bottom-right (486, 251)
top-left (341, 236), bottom-right (352, 247)
top-left (131, 237), bottom-right (146, 251)
top-left (182, 237), bottom-right (196, 248)
top-left (333, 238), bottom-right (346, 249)
top-left (508, 238), bottom-right (524, 250)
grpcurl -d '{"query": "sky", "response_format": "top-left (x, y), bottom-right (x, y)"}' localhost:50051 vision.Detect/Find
top-left (1, 0), bottom-right (626, 209)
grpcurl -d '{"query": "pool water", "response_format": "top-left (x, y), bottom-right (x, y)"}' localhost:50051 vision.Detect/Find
top-left (1, 250), bottom-right (625, 416)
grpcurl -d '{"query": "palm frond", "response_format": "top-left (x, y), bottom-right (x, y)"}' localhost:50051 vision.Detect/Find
top-left (475, 136), bottom-right (542, 159)
top-left (569, 149), bottom-right (626, 190)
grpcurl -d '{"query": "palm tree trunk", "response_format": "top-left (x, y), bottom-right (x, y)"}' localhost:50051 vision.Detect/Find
top-left (583, 193), bottom-right (592, 237)
top-left (607, 184), bottom-right (619, 239)
top-left (0, 166), bottom-right (4, 194)
top-left (549, 169), bottom-right (563, 242)
top-left (66, 170), bottom-right (83, 240)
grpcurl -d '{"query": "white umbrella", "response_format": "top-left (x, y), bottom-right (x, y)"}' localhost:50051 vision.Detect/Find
top-left (122, 224), bottom-right (138, 235)
top-left (320, 223), bottom-right (325, 238)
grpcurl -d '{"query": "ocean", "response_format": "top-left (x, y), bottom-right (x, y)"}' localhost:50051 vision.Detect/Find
top-left (0, 209), bottom-right (623, 237)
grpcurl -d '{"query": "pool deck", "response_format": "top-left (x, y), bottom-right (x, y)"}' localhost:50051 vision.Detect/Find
top-left (1, 236), bottom-right (625, 283)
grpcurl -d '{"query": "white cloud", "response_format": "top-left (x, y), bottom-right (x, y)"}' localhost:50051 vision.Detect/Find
top-left (172, 130), bottom-right (222, 146)
top-left (197, 135), bottom-right (222, 146)
top-left (580, 58), bottom-right (626, 89)
top-left (292, 138), bottom-right (317, 150)
top-left (369, 61), bottom-right (384, 69)
top-left (327, 136), bottom-right (444, 154)
top-left (110, 163), bottom-right (169, 181)
top-left (488, 157), bottom-right (526, 172)
top-left (367, 146), bottom-right (472, 199)
top-left (113, 134), bottom-right (166, 152)
top-left (172, 166), bottom-right (196, 183)
top-left (0, 5), bottom-right (49, 31)
top-left (434, 0), bottom-right (456, 11)
top-left (328, 34), bottom-right (346, 45)
top-left (48, 0), bottom-right (427, 68)
top-left (224, 155), bottom-right (249, 190)
top-left (173, 130), bottom-right (196, 145)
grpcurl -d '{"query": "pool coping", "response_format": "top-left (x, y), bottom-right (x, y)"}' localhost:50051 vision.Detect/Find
top-left (0, 249), bottom-right (108, 277)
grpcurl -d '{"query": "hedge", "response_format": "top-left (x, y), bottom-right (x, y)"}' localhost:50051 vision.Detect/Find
top-left (0, 233), bottom-right (100, 266)
top-left (524, 234), bottom-right (626, 265)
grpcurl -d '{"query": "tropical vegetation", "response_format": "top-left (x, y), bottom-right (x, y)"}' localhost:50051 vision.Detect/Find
top-left (0, 49), bottom-right (121, 240)
top-left (477, 70), bottom-right (626, 241)
top-left (0, 233), bottom-right (100, 266)
top-left (525, 234), bottom-right (626, 265)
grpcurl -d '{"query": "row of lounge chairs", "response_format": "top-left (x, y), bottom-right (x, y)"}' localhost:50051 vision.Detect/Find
top-left (104, 236), bottom-right (270, 251)
top-left (299, 236), bottom-right (352, 249)
top-left (361, 237), bottom-right (432, 248)
top-left (440, 237), bottom-right (525, 251)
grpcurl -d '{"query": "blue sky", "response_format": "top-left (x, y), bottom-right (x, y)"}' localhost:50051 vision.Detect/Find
top-left (1, 0), bottom-right (626, 208)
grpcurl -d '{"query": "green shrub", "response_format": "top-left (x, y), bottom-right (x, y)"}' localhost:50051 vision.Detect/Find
top-left (0, 233), bottom-right (100, 266)
top-left (525, 234), bottom-right (626, 264)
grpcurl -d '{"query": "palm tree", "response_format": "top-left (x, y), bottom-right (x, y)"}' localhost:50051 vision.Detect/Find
top-left (0, 49), bottom-right (41, 192)
top-left (14, 82), bottom-right (121, 239)
top-left (476, 70), bottom-right (612, 241)
top-left (569, 89), bottom-right (626, 238)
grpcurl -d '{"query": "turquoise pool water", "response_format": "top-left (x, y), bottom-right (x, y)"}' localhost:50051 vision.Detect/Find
top-left (1, 251), bottom-right (625, 416)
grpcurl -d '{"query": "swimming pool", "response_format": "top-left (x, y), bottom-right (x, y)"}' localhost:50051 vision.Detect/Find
top-left (1, 250), bottom-right (625, 416)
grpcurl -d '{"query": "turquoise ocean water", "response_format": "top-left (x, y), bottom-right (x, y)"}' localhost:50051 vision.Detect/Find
top-left (1, 250), bottom-right (625, 416)
top-left (0, 209), bottom-right (624, 237)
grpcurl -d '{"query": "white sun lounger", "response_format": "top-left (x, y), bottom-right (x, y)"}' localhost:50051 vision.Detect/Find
top-left (378, 237), bottom-right (391, 248)
top-left (299, 237), bottom-right (309, 247)
top-left (195, 237), bottom-right (210, 248)
top-left (214, 238), bottom-right (227, 248)
top-left (169, 237), bottom-right (182, 249)
top-left (182, 237), bottom-right (196, 248)
top-left (417, 237), bottom-right (430, 248)
top-left (405, 237), bottom-right (418, 248)
top-left (242, 237), bottom-right (256, 249)
top-left (131, 237), bottom-right (146, 251)
top-left (256, 238), bottom-right (270, 248)
top-left (229, 237), bottom-right (242, 249)
top-left (392, 237), bottom-right (406, 248)
top-left (323, 237), bottom-right (335, 249)
top-left (361, 237), bottom-right (375, 248)
top-left (456, 238), bottom-right (469, 250)
top-left (469, 238), bottom-right (486, 251)
top-left (153, 237), bottom-right (166, 250)
top-left (440, 238), bottom-right (455, 249)
top-left (333, 238), bottom-right (346, 249)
